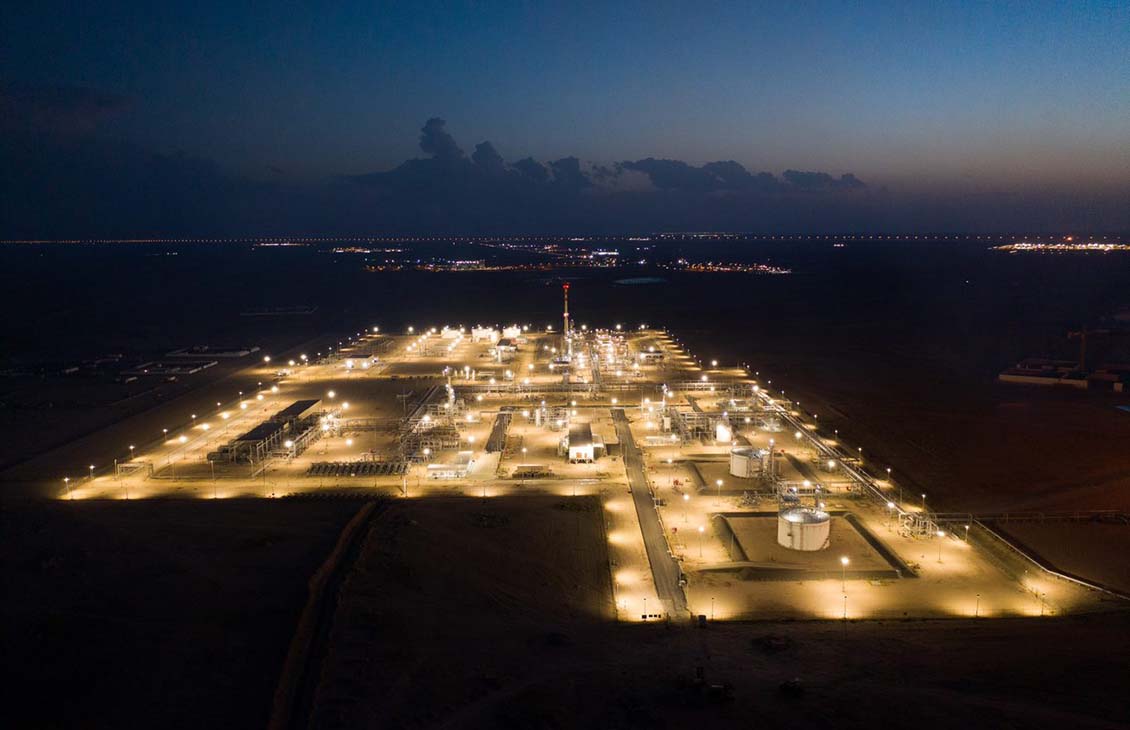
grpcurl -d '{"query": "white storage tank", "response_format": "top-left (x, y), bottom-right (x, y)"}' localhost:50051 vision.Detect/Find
top-left (777, 507), bottom-right (831, 551)
top-left (729, 447), bottom-right (759, 478)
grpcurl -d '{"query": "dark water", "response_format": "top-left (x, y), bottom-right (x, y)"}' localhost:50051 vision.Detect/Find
top-left (1, 238), bottom-right (1128, 380)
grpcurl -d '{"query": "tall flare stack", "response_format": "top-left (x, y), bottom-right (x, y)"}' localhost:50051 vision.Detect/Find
top-left (562, 282), bottom-right (572, 359)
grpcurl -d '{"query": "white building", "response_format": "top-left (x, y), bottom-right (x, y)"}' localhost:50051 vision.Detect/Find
top-left (427, 450), bottom-right (474, 479)
top-left (566, 423), bottom-right (595, 463)
top-left (471, 326), bottom-right (500, 344)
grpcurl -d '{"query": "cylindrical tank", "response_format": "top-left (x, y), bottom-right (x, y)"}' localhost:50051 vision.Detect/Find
top-left (729, 447), bottom-right (758, 478)
top-left (777, 507), bottom-right (831, 551)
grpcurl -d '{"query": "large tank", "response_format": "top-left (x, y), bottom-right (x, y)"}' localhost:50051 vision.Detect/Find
top-left (777, 507), bottom-right (831, 551)
top-left (729, 447), bottom-right (759, 478)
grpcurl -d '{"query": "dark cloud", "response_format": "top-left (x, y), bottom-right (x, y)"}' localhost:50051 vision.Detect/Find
top-left (471, 141), bottom-right (504, 172)
top-left (5, 111), bottom-right (1124, 237)
top-left (621, 158), bottom-right (864, 194)
top-left (549, 157), bottom-right (591, 192)
top-left (782, 170), bottom-right (866, 191)
top-left (590, 163), bottom-right (619, 182)
top-left (620, 158), bottom-right (720, 192)
top-left (701, 161), bottom-right (779, 192)
top-left (0, 82), bottom-right (130, 135)
top-left (619, 158), bottom-right (779, 193)
top-left (418, 117), bottom-right (464, 161)
top-left (512, 157), bottom-right (549, 183)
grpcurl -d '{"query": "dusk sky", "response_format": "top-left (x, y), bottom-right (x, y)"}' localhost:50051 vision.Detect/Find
top-left (2, 1), bottom-right (1128, 235)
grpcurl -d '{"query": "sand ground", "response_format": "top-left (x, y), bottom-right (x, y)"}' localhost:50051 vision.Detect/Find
top-left (0, 498), bottom-right (361, 729)
top-left (994, 520), bottom-right (1130, 595)
top-left (303, 497), bottom-right (1130, 729)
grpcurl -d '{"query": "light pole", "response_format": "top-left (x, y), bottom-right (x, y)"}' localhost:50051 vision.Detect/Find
top-left (921, 493), bottom-right (927, 512)
top-left (88, 464), bottom-right (94, 482)
top-left (975, 593), bottom-right (981, 618)
top-left (936, 530), bottom-right (945, 563)
top-left (886, 501), bottom-right (896, 531)
top-left (840, 556), bottom-right (849, 591)
top-left (64, 477), bottom-right (71, 500)
top-left (683, 493), bottom-right (689, 523)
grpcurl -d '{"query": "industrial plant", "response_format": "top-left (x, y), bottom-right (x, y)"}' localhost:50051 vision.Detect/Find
top-left (58, 284), bottom-right (1120, 623)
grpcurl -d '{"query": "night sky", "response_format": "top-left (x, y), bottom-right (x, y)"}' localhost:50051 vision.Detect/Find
top-left (2, 1), bottom-right (1127, 236)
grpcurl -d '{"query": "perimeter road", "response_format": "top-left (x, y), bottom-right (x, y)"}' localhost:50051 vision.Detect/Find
top-left (612, 407), bottom-right (688, 620)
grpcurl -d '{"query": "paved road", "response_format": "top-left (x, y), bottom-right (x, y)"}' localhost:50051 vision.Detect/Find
top-left (612, 408), bottom-right (688, 620)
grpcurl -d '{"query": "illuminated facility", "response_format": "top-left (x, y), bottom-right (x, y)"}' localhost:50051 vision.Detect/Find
top-left (59, 283), bottom-right (1124, 622)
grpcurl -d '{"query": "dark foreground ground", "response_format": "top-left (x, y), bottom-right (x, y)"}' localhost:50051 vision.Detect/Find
top-left (0, 498), bottom-right (361, 729)
top-left (3, 498), bottom-right (1128, 729)
top-left (307, 497), bottom-right (1130, 730)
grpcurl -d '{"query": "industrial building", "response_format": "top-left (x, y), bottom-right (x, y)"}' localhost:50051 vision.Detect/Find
top-left (427, 450), bottom-right (474, 479)
top-left (208, 399), bottom-right (321, 463)
top-left (471, 326), bottom-right (499, 344)
top-left (565, 422), bottom-right (600, 463)
top-left (493, 338), bottom-right (517, 362)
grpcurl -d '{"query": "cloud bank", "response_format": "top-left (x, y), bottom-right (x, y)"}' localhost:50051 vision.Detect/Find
top-left (1, 90), bottom-right (1126, 237)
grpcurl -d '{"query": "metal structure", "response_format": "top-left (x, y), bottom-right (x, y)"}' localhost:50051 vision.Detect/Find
top-left (729, 446), bottom-right (761, 478)
top-left (898, 511), bottom-right (940, 539)
top-left (777, 507), bottom-right (832, 551)
top-left (754, 387), bottom-right (946, 540)
top-left (307, 460), bottom-right (408, 477)
top-left (397, 384), bottom-right (474, 461)
top-left (208, 399), bottom-right (322, 464)
top-left (665, 379), bottom-right (734, 393)
top-left (485, 412), bottom-right (511, 452)
top-left (562, 282), bottom-right (572, 359)
top-left (666, 406), bottom-right (712, 443)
